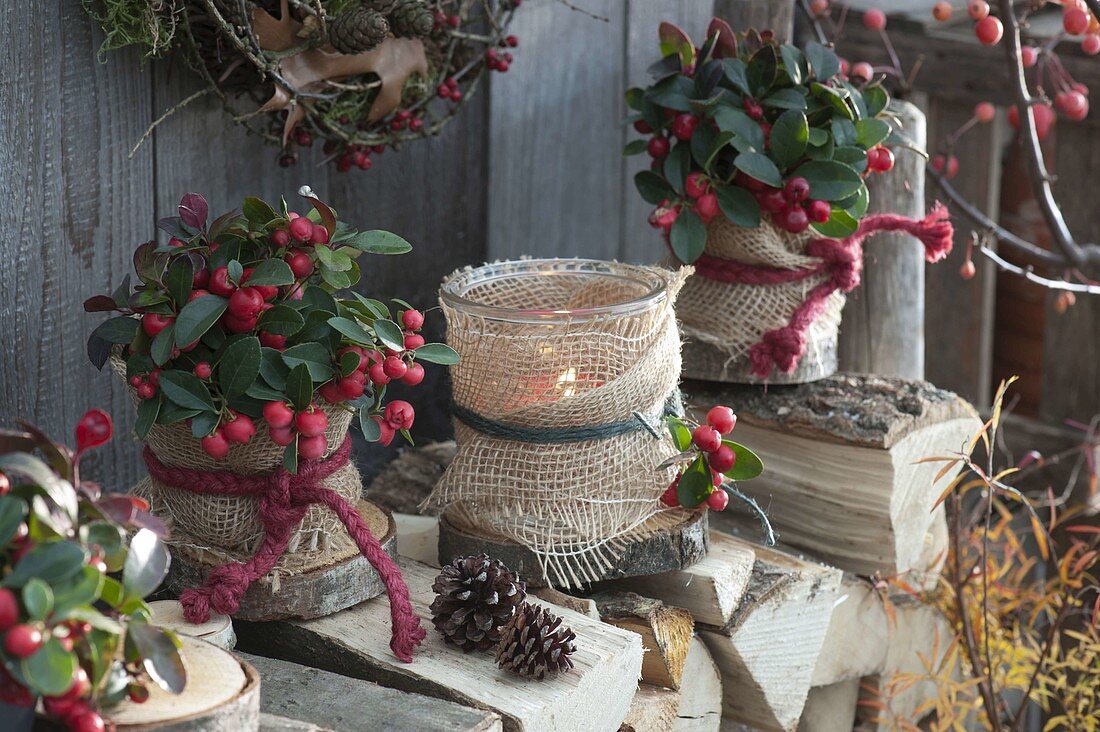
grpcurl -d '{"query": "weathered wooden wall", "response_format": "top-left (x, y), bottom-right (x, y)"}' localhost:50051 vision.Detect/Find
top-left (1, 0), bottom-right (1097, 490)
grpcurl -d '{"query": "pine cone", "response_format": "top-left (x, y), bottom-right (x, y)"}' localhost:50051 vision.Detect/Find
top-left (388, 0), bottom-right (434, 38)
top-left (328, 6), bottom-right (390, 55)
top-left (430, 555), bottom-right (527, 652)
top-left (495, 603), bottom-right (577, 680)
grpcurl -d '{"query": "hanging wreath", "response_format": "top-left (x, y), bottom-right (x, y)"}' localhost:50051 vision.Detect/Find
top-left (84, 0), bottom-right (521, 171)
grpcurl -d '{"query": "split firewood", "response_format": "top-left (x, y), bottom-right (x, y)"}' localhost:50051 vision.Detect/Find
top-left (591, 591), bottom-right (695, 690)
top-left (686, 374), bottom-right (980, 578)
top-left (532, 587), bottom-right (600, 620)
top-left (700, 536), bottom-right (843, 732)
top-left (620, 684), bottom-right (680, 732)
top-left (393, 512), bottom-right (442, 567)
top-left (796, 680), bottom-right (860, 732)
top-left (675, 636), bottom-right (723, 732)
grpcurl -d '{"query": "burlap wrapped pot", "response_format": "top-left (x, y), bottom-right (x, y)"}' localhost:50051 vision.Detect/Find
top-left (113, 358), bottom-right (362, 576)
top-left (677, 214), bottom-right (844, 384)
top-left (427, 259), bottom-right (690, 588)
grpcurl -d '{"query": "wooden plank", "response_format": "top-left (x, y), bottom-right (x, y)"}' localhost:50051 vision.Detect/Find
top-left (393, 512), bottom-right (441, 567)
top-left (923, 95), bottom-right (1003, 408)
top-left (838, 99), bottom-right (928, 379)
top-left (487, 0), bottom-right (626, 262)
top-left (234, 558), bottom-right (644, 732)
top-left (0, 5), bottom-right (154, 489)
top-left (238, 651), bottom-right (503, 732)
top-left (713, 0), bottom-right (794, 41)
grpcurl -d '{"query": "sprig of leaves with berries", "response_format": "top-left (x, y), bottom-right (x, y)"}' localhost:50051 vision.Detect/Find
top-left (657, 406), bottom-right (764, 511)
top-left (626, 19), bottom-right (899, 264)
top-left (85, 188), bottom-right (458, 473)
top-left (0, 410), bottom-right (183, 731)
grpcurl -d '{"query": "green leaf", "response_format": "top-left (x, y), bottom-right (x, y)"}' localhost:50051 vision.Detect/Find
top-left (227, 260), bottom-right (244, 284)
top-left (282, 343), bottom-right (334, 381)
top-left (414, 343), bottom-right (460, 365)
top-left (770, 110), bottom-right (809, 169)
top-left (665, 416), bottom-right (692, 451)
top-left (257, 305), bottom-right (304, 336)
top-left (159, 370), bottom-right (215, 411)
top-left (150, 324), bottom-right (176, 366)
top-left (4, 541), bottom-right (86, 587)
top-left (129, 623), bottom-right (187, 694)
top-left (669, 210), bottom-right (707, 264)
top-left (762, 87), bottom-right (807, 110)
top-left (864, 85), bottom-right (889, 117)
top-left (721, 58), bottom-right (750, 94)
top-left (90, 316), bottom-right (139, 345)
top-left (165, 256), bottom-right (193, 307)
top-left (779, 44), bottom-right (805, 84)
top-left (722, 440), bottom-right (765, 481)
top-left (715, 186), bottom-right (761, 228)
top-left (320, 266), bottom-right (353, 290)
top-left (677, 456), bottom-right (713, 508)
top-left (855, 118), bottom-right (891, 149)
top-left (623, 139), bottom-right (648, 156)
top-left (189, 411), bottom-right (218, 438)
top-left (155, 403), bottom-right (200, 426)
top-left (52, 566), bottom-right (104, 616)
top-left (664, 143), bottom-right (691, 192)
top-left (316, 245), bottom-right (353, 273)
top-left (285, 364), bottom-right (314, 412)
top-left (23, 638), bottom-right (77, 697)
top-left (123, 529), bottom-right (170, 600)
top-left (807, 127), bottom-right (828, 146)
top-left (831, 117), bottom-right (857, 147)
top-left (174, 295), bottom-right (228, 347)
top-left (714, 107), bottom-right (764, 152)
top-left (0, 496), bottom-right (28, 547)
top-left (23, 579), bottom-right (53, 621)
top-left (135, 394), bottom-right (161, 440)
top-left (733, 152), bottom-right (782, 188)
top-left (283, 441), bottom-right (299, 474)
top-left (793, 160), bottom-right (864, 201)
top-left (218, 336), bottom-right (261, 397)
top-left (359, 411), bottom-right (382, 441)
top-left (811, 82), bottom-right (854, 119)
top-left (647, 74), bottom-right (696, 111)
top-left (245, 259), bottom-right (295, 286)
top-left (342, 230), bottom-right (413, 255)
top-left (242, 196), bottom-right (278, 225)
top-left (80, 521), bottom-right (125, 571)
top-left (0, 454), bottom-right (77, 525)
top-left (259, 348), bottom-right (290, 390)
top-left (805, 41), bottom-right (840, 80)
top-left (812, 207), bottom-right (860, 237)
top-left (373, 320), bottom-right (405, 352)
top-left (746, 45), bottom-right (778, 95)
top-left (328, 316), bottom-right (375, 346)
top-left (635, 170), bottom-right (676, 205)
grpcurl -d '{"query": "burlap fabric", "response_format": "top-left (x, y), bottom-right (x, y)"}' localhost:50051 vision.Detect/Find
top-left (676, 215), bottom-right (844, 380)
top-left (113, 358), bottom-right (362, 578)
top-left (427, 260), bottom-right (689, 588)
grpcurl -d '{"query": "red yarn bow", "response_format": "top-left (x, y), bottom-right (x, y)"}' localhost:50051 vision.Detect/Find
top-left (143, 436), bottom-right (426, 662)
top-left (694, 203), bottom-right (954, 378)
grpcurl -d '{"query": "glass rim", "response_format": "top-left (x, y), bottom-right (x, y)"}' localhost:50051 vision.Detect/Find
top-left (439, 258), bottom-right (672, 324)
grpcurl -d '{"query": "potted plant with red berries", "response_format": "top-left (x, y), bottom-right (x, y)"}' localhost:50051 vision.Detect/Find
top-left (627, 20), bottom-right (954, 383)
top-left (0, 409), bottom-right (184, 732)
top-left (83, 188), bottom-right (451, 661)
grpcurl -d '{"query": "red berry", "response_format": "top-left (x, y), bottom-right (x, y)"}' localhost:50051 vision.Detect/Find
top-left (975, 15), bottom-right (1003, 45)
top-left (298, 434), bottom-right (327, 460)
top-left (810, 0), bottom-right (829, 16)
top-left (868, 146), bottom-right (895, 173)
top-left (259, 332), bottom-right (287, 350)
top-left (223, 313), bottom-right (257, 334)
top-left (671, 113), bottom-right (698, 140)
top-left (960, 260), bottom-right (977, 280)
top-left (404, 333), bottom-right (426, 350)
top-left (1084, 34), bottom-right (1100, 55)
top-left (968, 0), bottom-right (989, 19)
top-left (932, 2), bottom-right (952, 21)
top-left (128, 684), bottom-right (150, 703)
top-left (75, 409), bottom-right (113, 452)
top-left (319, 382), bottom-right (343, 404)
top-left (188, 288), bottom-right (210, 302)
top-left (706, 488), bottom-right (729, 511)
top-left (372, 416), bottom-right (396, 446)
top-left (141, 313), bottom-right (174, 337)
top-left (193, 362), bottom-right (212, 379)
top-left (708, 444), bottom-right (737, 473)
top-left (63, 667), bottom-right (90, 701)
top-left (368, 362), bottom-right (391, 385)
top-left (209, 266), bottom-right (236, 297)
top-left (337, 376), bottom-right (365, 400)
top-left (692, 425), bottom-right (722, 453)
top-left (129, 375), bottom-right (143, 388)
top-left (201, 431), bottom-right (230, 459)
top-left (633, 119), bottom-right (652, 134)
top-left (269, 426), bottom-right (296, 447)
top-left (4, 625), bottom-right (41, 658)
top-left (136, 383), bottom-right (156, 400)
top-left (851, 61), bottom-right (874, 82)
top-left (1021, 45), bottom-right (1038, 67)
top-left (685, 172), bottom-right (709, 199)
top-left (384, 400), bottom-right (416, 431)
top-left (192, 268), bottom-right (210, 288)
top-left (402, 309), bottom-right (425, 330)
top-left (693, 193), bottom-right (720, 224)
top-left (974, 102), bottom-right (996, 123)
top-left (222, 414), bottom-right (255, 444)
top-left (743, 98), bottom-right (763, 120)
top-left (647, 136), bottom-right (670, 159)
top-left (1065, 7), bottom-right (1090, 35)
top-left (296, 409), bottom-right (328, 438)
top-left (270, 229), bottom-right (291, 247)
top-left (706, 406), bottom-right (737, 434)
top-left (289, 217), bottom-right (314, 243)
top-left (782, 206), bottom-right (810, 233)
top-left (401, 362), bottom-right (426, 386)
top-left (0, 589), bottom-right (18, 631)
top-left (228, 287), bottom-right (264, 319)
top-left (783, 177), bottom-right (810, 203)
top-left (383, 355), bottom-right (408, 379)
top-left (863, 8), bottom-right (886, 30)
top-left (506, 34), bottom-right (518, 47)
top-left (760, 190), bottom-right (787, 214)
top-left (71, 711), bottom-right (106, 732)
top-left (807, 199), bottom-right (832, 223)
top-left (660, 477), bottom-right (681, 507)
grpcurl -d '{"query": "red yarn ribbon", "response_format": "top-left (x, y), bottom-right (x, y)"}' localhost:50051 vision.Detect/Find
top-left (143, 436), bottom-right (426, 662)
top-left (693, 203), bottom-right (954, 378)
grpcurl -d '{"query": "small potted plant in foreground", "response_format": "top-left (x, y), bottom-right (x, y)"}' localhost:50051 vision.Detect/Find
top-left (0, 410), bottom-right (182, 732)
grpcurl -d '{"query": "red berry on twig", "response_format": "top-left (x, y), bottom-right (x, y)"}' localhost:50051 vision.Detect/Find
top-left (706, 406), bottom-right (737, 434)
top-left (706, 489), bottom-right (729, 511)
top-left (863, 8), bottom-right (886, 30)
top-left (692, 425), bottom-right (722, 453)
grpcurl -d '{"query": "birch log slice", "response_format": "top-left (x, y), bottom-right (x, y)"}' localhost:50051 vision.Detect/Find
top-left (682, 334), bottom-right (838, 385)
top-left (437, 506), bottom-right (709, 588)
top-left (148, 600), bottom-right (236, 650)
top-left (108, 636), bottom-right (260, 731)
top-left (161, 500), bottom-right (396, 622)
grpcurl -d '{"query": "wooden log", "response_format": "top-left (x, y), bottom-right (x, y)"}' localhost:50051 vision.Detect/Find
top-left (366, 441), bottom-right (456, 516)
top-left (437, 505), bottom-right (709, 588)
top-left (620, 684), bottom-right (680, 732)
top-left (259, 714), bottom-right (326, 732)
top-left (237, 651), bottom-right (502, 732)
top-left (148, 600), bottom-right (236, 650)
top-left (681, 336), bottom-right (838, 386)
top-left (838, 99), bottom-right (928, 380)
top-left (700, 537), bottom-right (843, 732)
top-left (796, 680), bottom-right (860, 732)
top-left (107, 635), bottom-right (260, 731)
top-left (531, 587), bottom-right (600, 620)
top-left (811, 576), bottom-right (890, 686)
top-left (160, 501), bottom-right (396, 622)
top-left (598, 531), bottom-right (756, 628)
top-left (687, 375), bottom-right (980, 577)
top-left (233, 558), bottom-right (644, 732)
top-left (675, 636), bottom-right (723, 732)
top-left (591, 592), bottom-right (695, 690)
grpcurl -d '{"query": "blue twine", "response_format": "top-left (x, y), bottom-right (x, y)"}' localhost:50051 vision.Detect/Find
top-left (452, 391), bottom-right (683, 445)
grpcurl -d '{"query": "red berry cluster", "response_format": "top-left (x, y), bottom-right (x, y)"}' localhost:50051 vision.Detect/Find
top-left (437, 76), bottom-right (463, 102)
top-left (485, 46), bottom-right (515, 73)
top-left (261, 402), bottom-right (330, 459)
top-left (333, 142), bottom-right (386, 173)
top-left (660, 406), bottom-right (740, 512)
top-left (199, 409), bottom-right (257, 459)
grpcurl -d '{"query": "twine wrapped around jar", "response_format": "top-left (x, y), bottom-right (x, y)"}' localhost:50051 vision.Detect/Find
top-left (427, 260), bottom-right (690, 588)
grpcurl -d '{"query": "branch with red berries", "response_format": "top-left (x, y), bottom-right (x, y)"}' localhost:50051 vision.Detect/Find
top-left (808, 0), bottom-right (1100, 295)
top-left (84, 188), bottom-right (459, 472)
